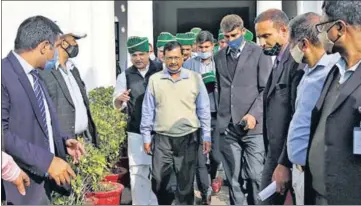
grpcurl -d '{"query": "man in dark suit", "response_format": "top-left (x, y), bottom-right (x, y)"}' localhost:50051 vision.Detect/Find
top-left (304, 1), bottom-right (361, 204)
top-left (215, 14), bottom-right (272, 205)
top-left (39, 32), bottom-right (99, 147)
top-left (1, 15), bottom-right (84, 205)
top-left (254, 9), bottom-right (305, 204)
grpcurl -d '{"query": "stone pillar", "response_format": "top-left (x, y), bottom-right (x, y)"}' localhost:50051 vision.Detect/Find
top-left (297, 1), bottom-right (323, 15)
top-left (257, 1), bottom-right (282, 15)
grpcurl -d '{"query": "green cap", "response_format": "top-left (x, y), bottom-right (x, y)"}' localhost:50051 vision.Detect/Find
top-left (244, 29), bottom-right (254, 42)
top-left (127, 36), bottom-right (149, 54)
top-left (176, 32), bottom-right (195, 46)
top-left (190, 27), bottom-right (202, 36)
top-left (218, 28), bottom-right (224, 41)
top-left (213, 44), bottom-right (219, 54)
top-left (156, 32), bottom-right (175, 48)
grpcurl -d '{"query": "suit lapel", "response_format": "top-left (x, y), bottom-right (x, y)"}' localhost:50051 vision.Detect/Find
top-left (70, 68), bottom-right (89, 107)
top-left (314, 66), bottom-right (338, 112)
top-left (51, 69), bottom-right (74, 107)
top-left (331, 63), bottom-right (361, 114)
top-left (220, 48), bottom-right (232, 81)
top-left (233, 42), bottom-right (253, 82)
top-left (7, 52), bottom-right (48, 136)
top-left (267, 46), bottom-right (291, 98)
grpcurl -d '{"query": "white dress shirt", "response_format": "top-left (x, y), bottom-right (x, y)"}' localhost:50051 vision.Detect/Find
top-left (12, 51), bottom-right (55, 154)
top-left (57, 60), bottom-right (89, 134)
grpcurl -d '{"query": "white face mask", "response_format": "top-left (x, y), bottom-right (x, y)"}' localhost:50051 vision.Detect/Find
top-left (317, 30), bottom-right (335, 54)
top-left (290, 43), bottom-right (305, 64)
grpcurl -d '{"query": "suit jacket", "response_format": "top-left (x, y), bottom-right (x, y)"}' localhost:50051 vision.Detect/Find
top-left (304, 64), bottom-right (361, 205)
top-left (215, 42), bottom-right (273, 135)
top-left (263, 45), bottom-right (305, 167)
top-left (39, 65), bottom-right (99, 147)
top-left (1, 52), bottom-right (69, 204)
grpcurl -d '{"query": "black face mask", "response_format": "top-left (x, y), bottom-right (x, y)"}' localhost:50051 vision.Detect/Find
top-left (263, 42), bottom-right (282, 56)
top-left (62, 42), bottom-right (79, 58)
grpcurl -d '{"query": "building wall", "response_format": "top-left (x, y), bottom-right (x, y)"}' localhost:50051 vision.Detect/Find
top-left (1, 1), bottom-right (116, 91)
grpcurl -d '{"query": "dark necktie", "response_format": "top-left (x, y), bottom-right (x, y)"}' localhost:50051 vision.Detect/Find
top-left (30, 70), bottom-right (49, 137)
top-left (230, 48), bottom-right (239, 59)
top-left (272, 59), bottom-right (280, 81)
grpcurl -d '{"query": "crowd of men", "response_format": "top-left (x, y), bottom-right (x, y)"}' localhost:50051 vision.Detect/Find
top-left (2, 0), bottom-right (361, 205)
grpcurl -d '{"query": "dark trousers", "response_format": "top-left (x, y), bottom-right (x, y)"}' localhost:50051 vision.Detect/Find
top-left (196, 143), bottom-right (209, 199)
top-left (196, 115), bottom-right (221, 198)
top-left (260, 154), bottom-right (291, 205)
top-left (151, 131), bottom-right (199, 205)
top-left (220, 124), bottom-right (265, 205)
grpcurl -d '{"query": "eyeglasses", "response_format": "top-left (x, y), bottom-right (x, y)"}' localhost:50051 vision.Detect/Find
top-left (165, 56), bottom-right (181, 61)
top-left (315, 19), bottom-right (338, 33)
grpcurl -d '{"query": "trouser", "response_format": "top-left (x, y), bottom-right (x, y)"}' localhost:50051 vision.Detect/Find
top-left (220, 124), bottom-right (265, 205)
top-left (292, 164), bottom-right (304, 205)
top-left (151, 131), bottom-right (198, 205)
top-left (127, 132), bottom-right (157, 205)
top-left (196, 143), bottom-right (210, 200)
top-left (314, 191), bottom-right (328, 205)
top-left (130, 165), bottom-right (158, 205)
top-left (260, 154), bottom-right (293, 205)
top-left (196, 115), bottom-right (220, 198)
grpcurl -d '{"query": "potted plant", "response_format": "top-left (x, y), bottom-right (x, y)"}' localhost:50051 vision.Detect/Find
top-left (52, 140), bottom-right (124, 205)
top-left (88, 87), bottom-right (129, 185)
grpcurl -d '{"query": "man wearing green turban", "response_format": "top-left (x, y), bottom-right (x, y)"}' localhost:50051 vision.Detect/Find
top-left (156, 32), bottom-right (175, 63)
top-left (218, 28), bottom-right (228, 50)
top-left (190, 27), bottom-right (202, 57)
top-left (113, 36), bottom-right (162, 205)
top-left (176, 32), bottom-right (196, 61)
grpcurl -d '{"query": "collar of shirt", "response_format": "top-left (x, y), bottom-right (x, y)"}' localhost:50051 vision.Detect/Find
top-left (226, 40), bottom-right (246, 55)
top-left (336, 57), bottom-right (361, 84)
top-left (138, 64), bottom-right (150, 77)
top-left (161, 67), bottom-right (189, 80)
top-left (303, 53), bottom-right (338, 75)
top-left (12, 50), bottom-right (34, 74)
top-left (56, 59), bottom-right (75, 72)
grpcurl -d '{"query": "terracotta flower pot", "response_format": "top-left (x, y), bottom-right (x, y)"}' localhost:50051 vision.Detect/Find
top-left (85, 182), bottom-right (124, 205)
top-left (103, 166), bottom-right (128, 184)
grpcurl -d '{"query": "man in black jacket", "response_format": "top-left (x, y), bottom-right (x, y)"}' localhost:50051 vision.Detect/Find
top-left (113, 36), bottom-right (162, 205)
top-left (215, 14), bottom-right (272, 205)
top-left (304, 1), bottom-right (361, 204)
top-left (40, 32), bottom-right (99, 147)
top-left (255, 9), bottom-right (305, 204)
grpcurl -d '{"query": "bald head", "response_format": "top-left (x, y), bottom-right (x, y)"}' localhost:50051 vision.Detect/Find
top-left (289, 12), bottom-right (321, 47)
top-left (254, 9), bottom-right (289, 29)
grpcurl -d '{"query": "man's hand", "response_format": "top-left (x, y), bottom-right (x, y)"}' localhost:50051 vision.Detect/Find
top-left (203, 141), bottom-right (212, 154)
top-left (272, 164), bottom-right (291, 195)
top-left (66, 139), bottom-right (85, 164)
top-left (241, 114), bottom-right (257, 130)
top-left (47, 157), bottom-right (76, 186)
top-left (117, 89), bottom-right (131, 103)
top-left (11, 170), bottom-right (30, 196)
top-left (144, 143), bottom-right (151, 154)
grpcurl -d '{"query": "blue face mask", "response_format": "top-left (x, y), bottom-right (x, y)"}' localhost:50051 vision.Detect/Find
top-left (44, 49), bottom-right (58, 71)
top-left (197, 51), bottom-right (213, 60)
top-left (228, 35), bottom-right (244, 50)
top-left (167, 67), bottom-right (182, 74)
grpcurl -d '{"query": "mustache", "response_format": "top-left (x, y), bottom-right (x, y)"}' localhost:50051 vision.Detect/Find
top-left (169, 64), bottom-right (178, 67)
top-left (134, 60), bottom-right (144, 64)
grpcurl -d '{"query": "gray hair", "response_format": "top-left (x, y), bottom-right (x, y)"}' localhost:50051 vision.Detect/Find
top-left (196, 31), bottom-right (214, 44)
top-left (322, 1), bottom-right (361, 27)
top-left (289, 12), bottom-right (321, 46)
top-left (220, 14), bottom-right (244, 33)
top-left (254, 9), bottom-right (289, 28)
top-left (14, 15), bottom-right (63, 53)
